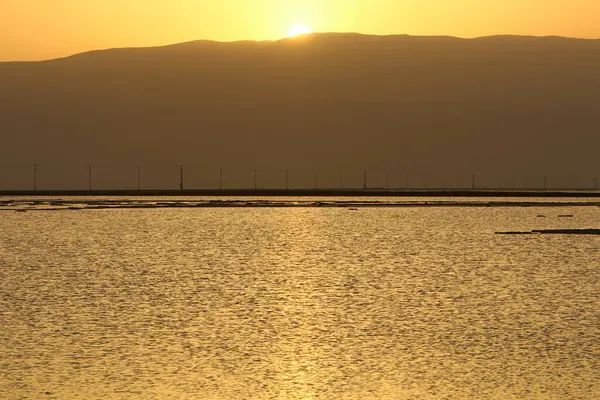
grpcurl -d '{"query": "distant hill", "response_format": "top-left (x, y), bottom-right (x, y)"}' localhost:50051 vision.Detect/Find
top-left (1, 33), bottom-right (599, 189)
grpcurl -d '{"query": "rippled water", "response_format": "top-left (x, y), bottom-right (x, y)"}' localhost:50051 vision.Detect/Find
top-left (1, 202), bottom-right (599, 399)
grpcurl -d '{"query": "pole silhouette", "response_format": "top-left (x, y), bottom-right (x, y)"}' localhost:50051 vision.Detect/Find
top-left (179, 165), bottom-right (184, 191)
top-left (6, 163), bottom-right (600, 193)
top-left (33, 164), bottom-right (37, 191)
top-left (137, 166), bottom-right (141, 191)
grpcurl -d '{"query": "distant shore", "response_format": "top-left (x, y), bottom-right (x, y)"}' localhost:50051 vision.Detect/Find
top-left (1, 188), bottom-right (599, 198)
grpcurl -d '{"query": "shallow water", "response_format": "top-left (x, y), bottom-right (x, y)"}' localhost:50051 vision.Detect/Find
top-left (1, 203), bottom-right (599, 399)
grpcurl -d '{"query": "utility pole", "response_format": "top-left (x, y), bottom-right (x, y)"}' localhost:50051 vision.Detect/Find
top-left (137, 166), bottom-right (141, 191)
top-left (88, 165), bottom-right (92, 191)
top-left (385, 171), bottom-right (389, 189)
top-left (179, 165), bottom-right (184, 191)
top-left (33, 164), bottom-right (37, 191)
top-left (285, 170), bottom-right (289, 190)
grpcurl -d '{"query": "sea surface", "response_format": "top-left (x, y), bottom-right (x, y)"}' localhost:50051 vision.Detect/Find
top-left (1, 197), bottom-right (599, 399)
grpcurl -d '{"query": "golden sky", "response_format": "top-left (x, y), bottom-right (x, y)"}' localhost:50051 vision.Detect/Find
top-left (1, 0), bottom-right (599, 61)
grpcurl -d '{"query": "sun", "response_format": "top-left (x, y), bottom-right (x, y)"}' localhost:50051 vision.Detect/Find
top-left (287, 24), bottom-right (312, 37)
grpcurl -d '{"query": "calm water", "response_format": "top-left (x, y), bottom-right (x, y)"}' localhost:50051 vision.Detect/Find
top-left (1, 202), bottom-right (599, 399)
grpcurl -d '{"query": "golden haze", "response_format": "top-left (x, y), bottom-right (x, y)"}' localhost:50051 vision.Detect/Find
top-left (1, 0), bottom-right (599, 61)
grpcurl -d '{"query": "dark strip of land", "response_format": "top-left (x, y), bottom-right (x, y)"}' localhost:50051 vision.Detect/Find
top-left (1, 189), bottom-right (600, 197)
top-left (2, 198), bottom-right (600, 212)
top-left (497, 229), bottom-right (600, 235)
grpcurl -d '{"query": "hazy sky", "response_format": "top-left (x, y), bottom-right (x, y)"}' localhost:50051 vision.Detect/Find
top-left (1, 0), bottom-right (599, 61)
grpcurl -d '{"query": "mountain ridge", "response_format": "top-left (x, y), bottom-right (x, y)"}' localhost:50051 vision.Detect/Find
top-left (1, 33), bottom-right (599, 189)
top-left (2, 33), bottom-right (599, 64)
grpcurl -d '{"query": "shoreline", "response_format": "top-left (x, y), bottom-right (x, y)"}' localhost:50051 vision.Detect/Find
top-left (2, 198), bottom-right (600, 211)
top-left (1, 188), bottom-right (600, 198)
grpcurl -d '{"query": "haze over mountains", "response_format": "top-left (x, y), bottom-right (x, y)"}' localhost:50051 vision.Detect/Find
top-left (1, 33), bottom-right (599, 189)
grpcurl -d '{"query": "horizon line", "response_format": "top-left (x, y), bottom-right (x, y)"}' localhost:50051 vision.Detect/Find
top-left (3, 32), bottom-right (600, 63)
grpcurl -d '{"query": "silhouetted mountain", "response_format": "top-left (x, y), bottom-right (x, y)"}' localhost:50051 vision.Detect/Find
top-left (1, 33), bottom-right (599, 189)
